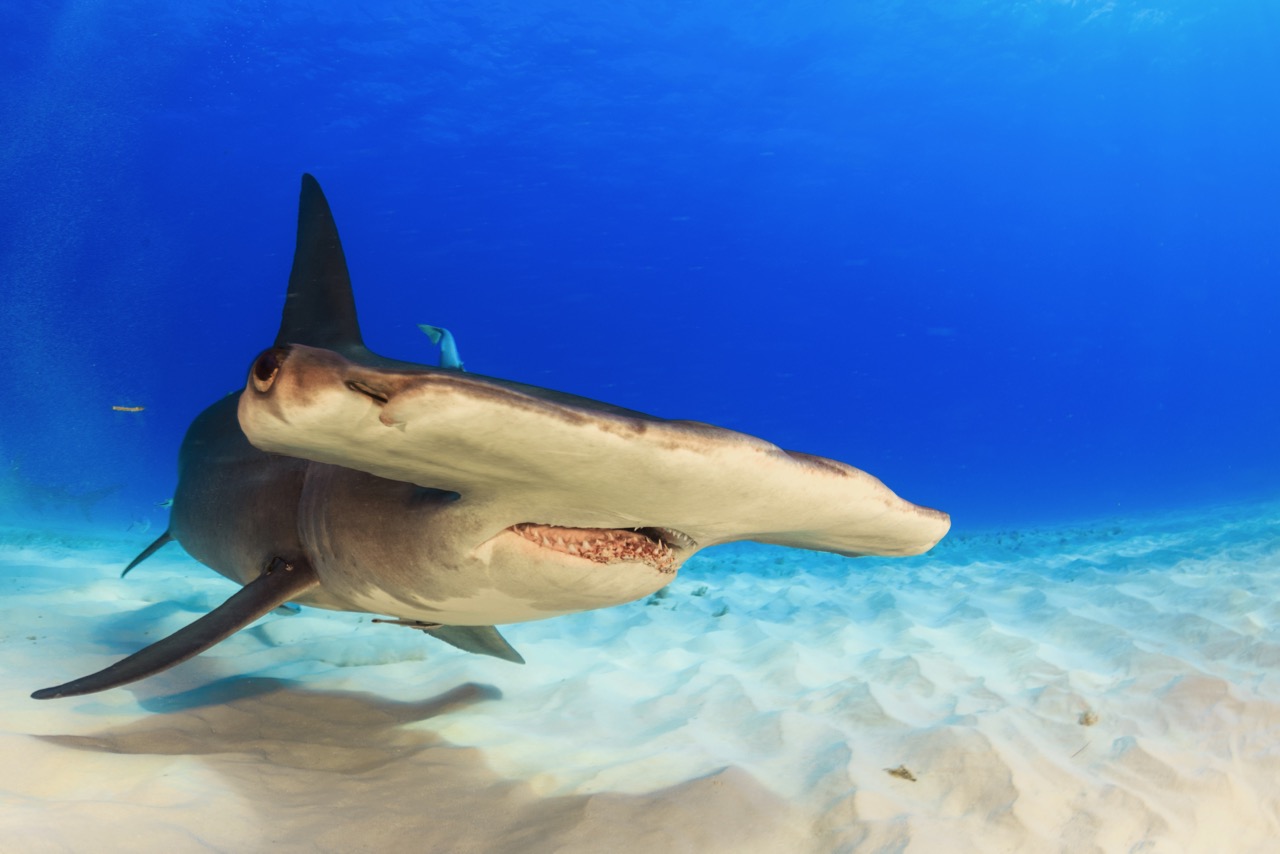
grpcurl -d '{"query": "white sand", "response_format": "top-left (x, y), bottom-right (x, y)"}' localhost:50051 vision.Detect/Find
top-left (1, 501), bottom-right (1279, 853)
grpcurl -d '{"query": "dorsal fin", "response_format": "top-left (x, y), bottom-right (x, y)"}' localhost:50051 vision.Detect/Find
top-left (274, 174), bottom-right (365, 353)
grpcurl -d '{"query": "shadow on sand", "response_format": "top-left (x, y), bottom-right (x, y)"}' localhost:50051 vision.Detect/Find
top-left (37, 678), bottom-right (807, 853)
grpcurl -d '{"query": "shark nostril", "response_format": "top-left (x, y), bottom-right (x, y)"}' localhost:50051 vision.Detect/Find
top-left (346, 380), bottom-right (389, 405)
top-left (251, 348), bottom-right (286, 392)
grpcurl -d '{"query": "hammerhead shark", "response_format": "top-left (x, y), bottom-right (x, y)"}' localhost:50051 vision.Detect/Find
top-left (34, 175), bottom-right (948, 699)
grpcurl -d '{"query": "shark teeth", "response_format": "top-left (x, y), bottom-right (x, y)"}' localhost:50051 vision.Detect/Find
top-left (508, 523), bottom-right (694, 573)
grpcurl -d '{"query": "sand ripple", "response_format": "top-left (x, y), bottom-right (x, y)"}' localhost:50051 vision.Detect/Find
top-left (2, 501), bottom-right (1279, 851)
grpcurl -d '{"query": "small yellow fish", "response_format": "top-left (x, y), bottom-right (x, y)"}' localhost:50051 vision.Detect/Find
top-left (112, 405), bottom-right (145, 412)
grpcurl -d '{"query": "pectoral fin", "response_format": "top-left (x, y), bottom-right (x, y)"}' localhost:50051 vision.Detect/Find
top-left (120, 530), bottom-right (174, 578)
top-left (33, 557), bottom-right (320, 699)
top-left (372, 618), bottom-right (524, 664)
top-left (425, 624), bottom-right (524, 663)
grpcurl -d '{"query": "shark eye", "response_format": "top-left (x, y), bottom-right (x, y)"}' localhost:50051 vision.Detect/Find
top-left (250, 348), bottom-right (286, 392)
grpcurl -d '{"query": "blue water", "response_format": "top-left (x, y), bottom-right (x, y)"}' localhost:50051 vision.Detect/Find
top-left (3, 1), bottom-right (1278, 533)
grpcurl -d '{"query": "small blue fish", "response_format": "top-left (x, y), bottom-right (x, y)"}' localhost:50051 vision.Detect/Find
top-left (418, 324), bottom-right (465, 371)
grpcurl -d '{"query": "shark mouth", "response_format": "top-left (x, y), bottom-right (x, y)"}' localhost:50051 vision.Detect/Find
top-left (509, 523), bottom-right (695, 573)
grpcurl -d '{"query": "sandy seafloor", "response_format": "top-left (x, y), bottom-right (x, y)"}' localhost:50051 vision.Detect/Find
top-left (1, 500), bottom-right (1278, 854)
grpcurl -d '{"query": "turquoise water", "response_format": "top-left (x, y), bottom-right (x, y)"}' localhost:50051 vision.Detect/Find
top-left (1, 6), bottom-right (1278, 848)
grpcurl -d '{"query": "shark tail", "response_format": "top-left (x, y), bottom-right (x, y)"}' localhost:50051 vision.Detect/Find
top-left (76, 484), bottom-right (122, 520)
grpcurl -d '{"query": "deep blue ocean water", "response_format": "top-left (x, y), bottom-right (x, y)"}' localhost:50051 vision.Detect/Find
top-left (2, 1), bottom-right (1277, 535)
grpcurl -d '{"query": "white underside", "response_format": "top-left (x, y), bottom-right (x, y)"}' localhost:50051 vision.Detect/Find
top-left (340, 583), bottom-right (577, 625)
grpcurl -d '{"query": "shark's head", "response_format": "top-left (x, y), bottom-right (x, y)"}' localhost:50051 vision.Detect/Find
top-left (240, 343), bottom-right (703, 624)
top-left (239, 339), bottom-right (948, 626)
